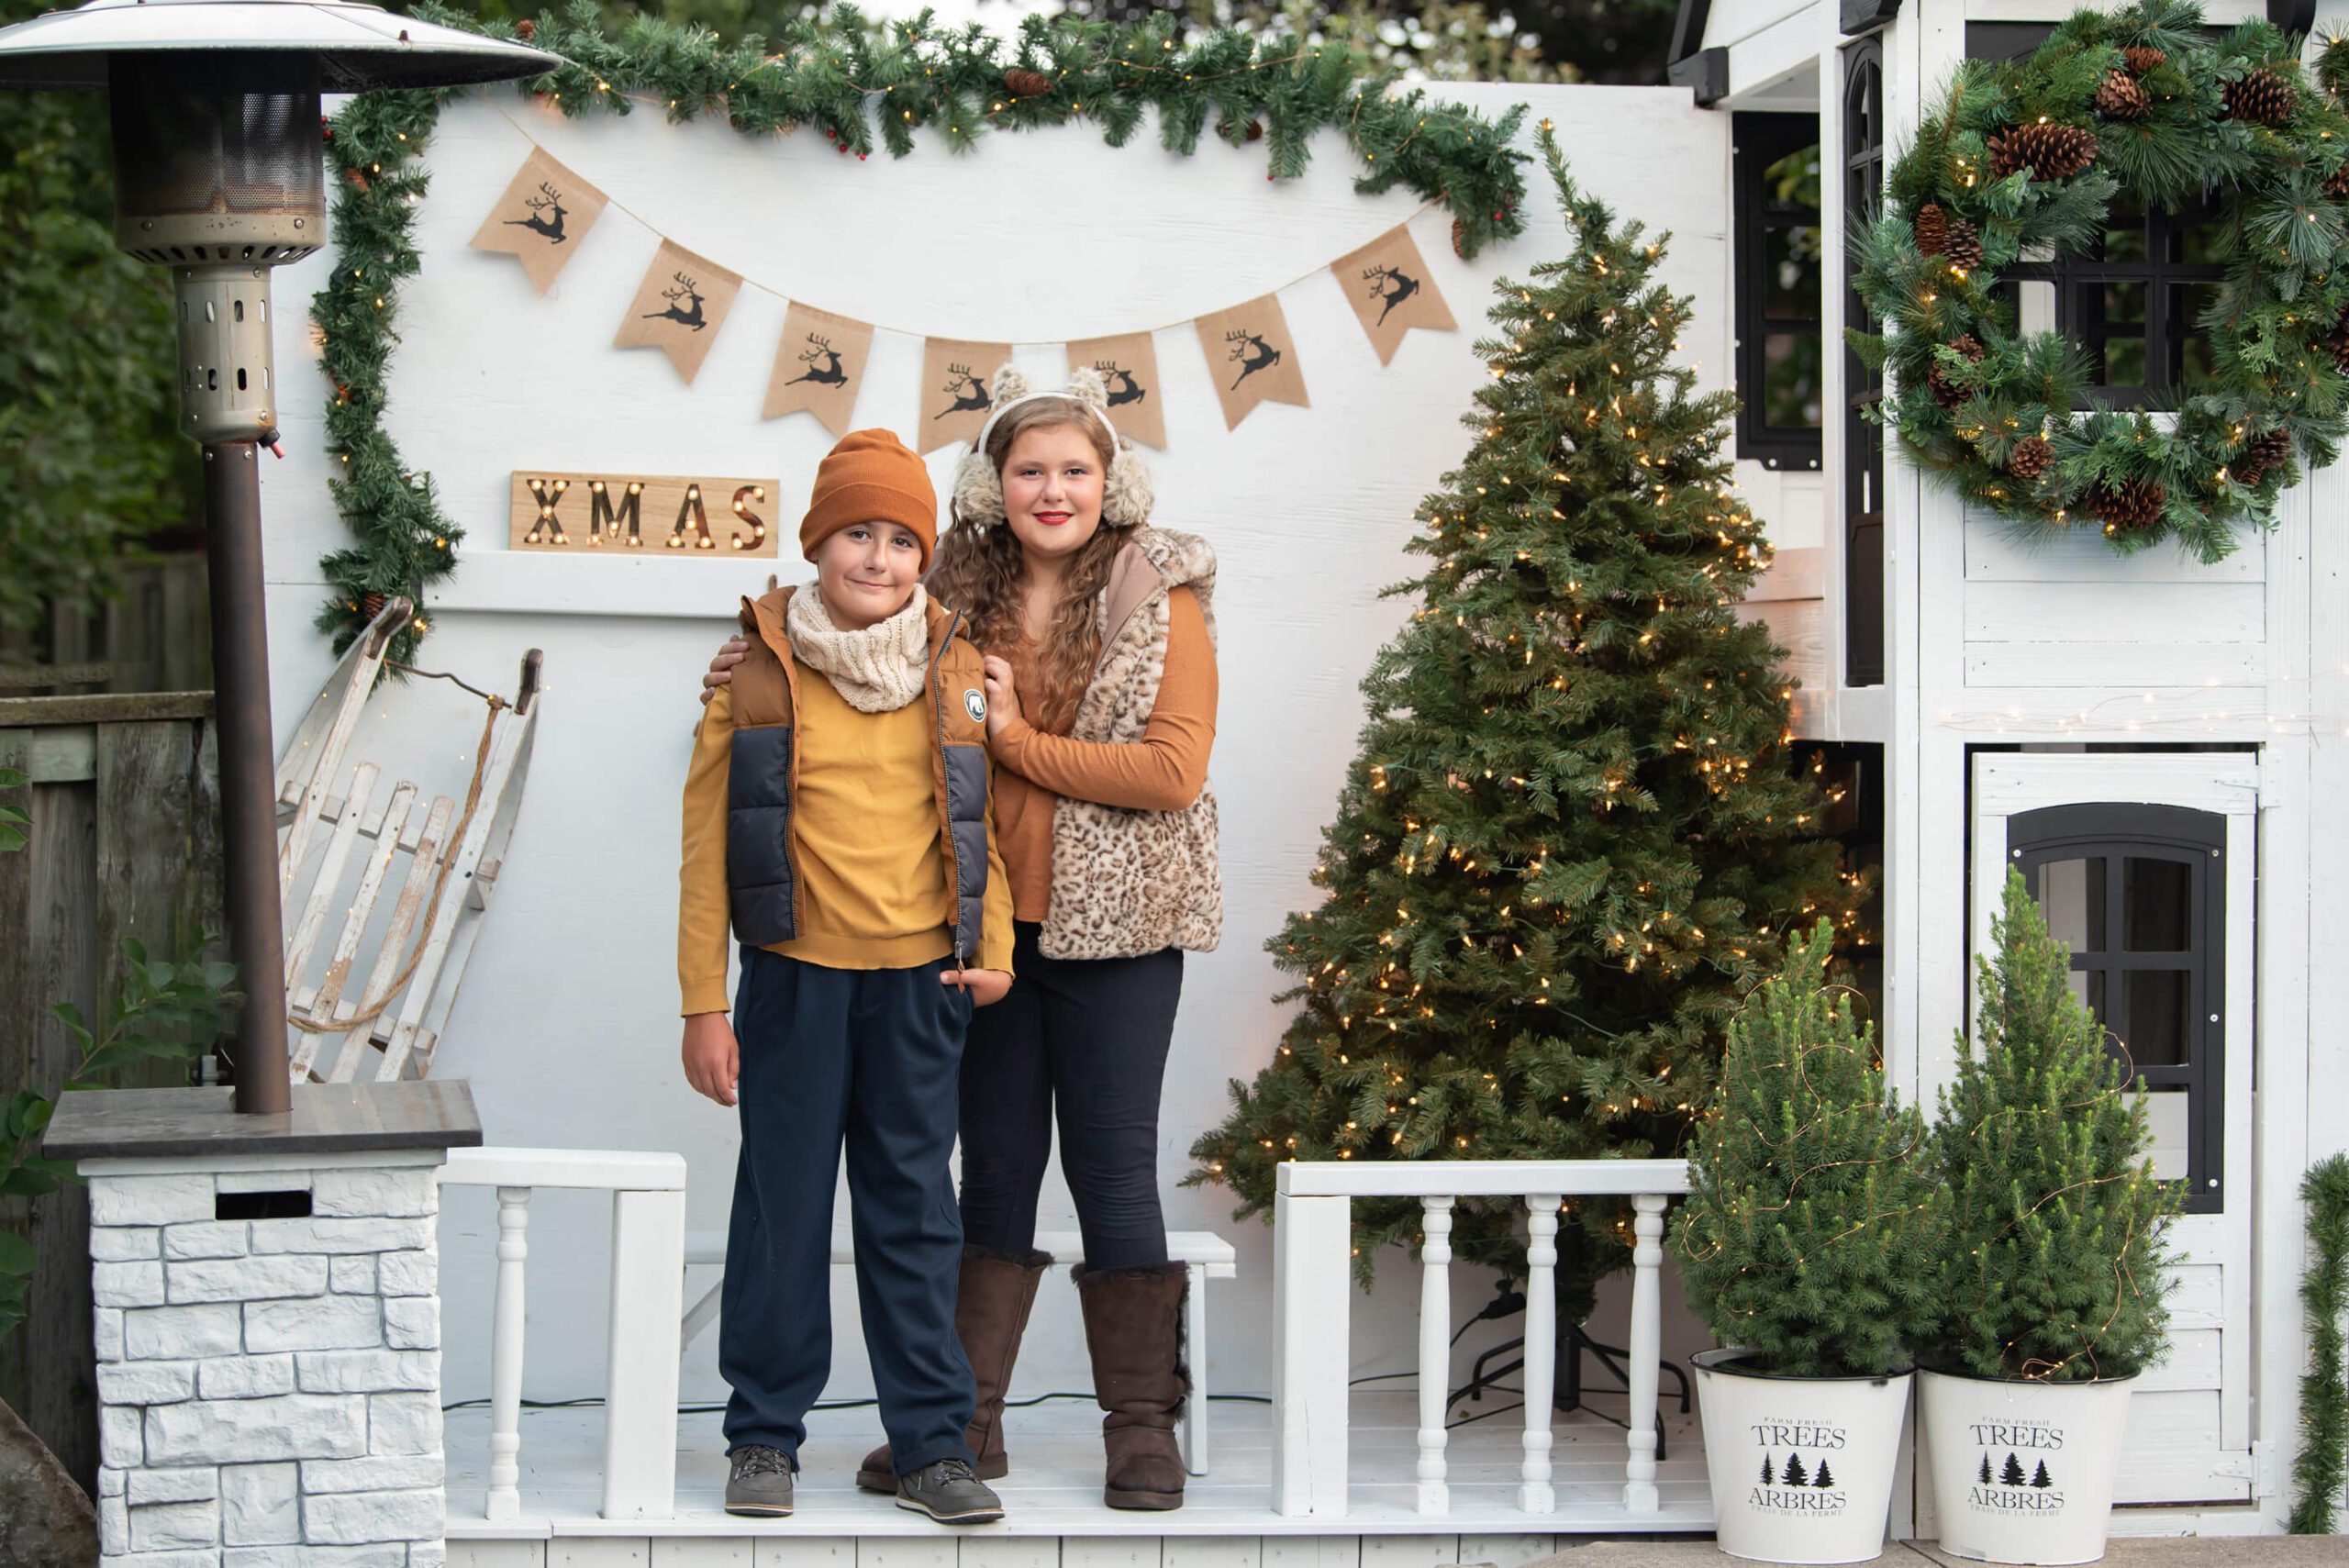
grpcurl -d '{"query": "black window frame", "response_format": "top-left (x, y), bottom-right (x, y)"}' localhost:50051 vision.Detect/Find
top-left (1966, 22), bottom-right (2225, 412)
top-left (2006, 802), bottom-right (2227, 1215)
top-left (1733, 111), bottom-right (1825, 470)
top-left (1842, 36), bottom-right (1886, 687)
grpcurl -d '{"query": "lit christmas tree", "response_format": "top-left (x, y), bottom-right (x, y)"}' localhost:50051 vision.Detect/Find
top-left (1188, 127), bottom-right (1849, 1312)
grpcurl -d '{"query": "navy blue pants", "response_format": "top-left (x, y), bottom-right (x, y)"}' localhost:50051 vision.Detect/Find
top-left (957, 922), bottom-right (1184, 1271)
top-left (720, 947), bottom-right (977, 1473)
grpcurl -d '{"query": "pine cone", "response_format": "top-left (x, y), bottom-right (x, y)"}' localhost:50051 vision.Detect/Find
top-left (1218, 117), bottom-right (1264, 142)
top-left (2234, 428), bottom-right (2292, 486)
top-left (1943, 216), bottom-right (1984, 272)
top-left (1927, 335), bottom-right (1987, 409)
top-left (2090, 476), bottom-right (2167, 533)
top-left (1453, 217), bottom-right (1469, 260)
top-left (2326, 163), bottom-right (2349, 200)
top-left (2122, 45), bottom-right (2166, 75)
top-left (1003, 67), bottom-right (1052, 97)
top-left (2330, 307), bottom-right (2349, 373)
top-left (1988, 122), bottom-right (2099, 181)
top-left (2008, 435), bottom-right (2053, 481)
top-left (2223, 66), bottom-right (2297, 127)
top-left (1915, 203), bottom-right (1950, 256)
top-left (514, 17), bottom-right (535, 39)
top-left (2096, 69), bottom-right (2151, 119)
top-left (360, 591), bottom-right (389, 623)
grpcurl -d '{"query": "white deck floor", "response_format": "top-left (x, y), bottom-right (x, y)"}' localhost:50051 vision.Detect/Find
top-left (443, 1388), bottom-right (1714, 1552)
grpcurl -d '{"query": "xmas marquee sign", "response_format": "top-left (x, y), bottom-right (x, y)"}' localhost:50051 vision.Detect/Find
top-left (507, 472), bottom-right (779, 555)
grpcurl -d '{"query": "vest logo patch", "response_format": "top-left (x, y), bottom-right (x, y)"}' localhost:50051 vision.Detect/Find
top-left (963, 689), bottom-right (987, 723)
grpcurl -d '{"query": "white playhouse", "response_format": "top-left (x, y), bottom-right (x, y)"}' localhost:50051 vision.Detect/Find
top-left (187, 0), bottom-right (2343, 1555)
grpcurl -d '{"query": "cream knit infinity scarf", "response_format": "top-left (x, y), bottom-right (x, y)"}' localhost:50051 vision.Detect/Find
top-left (786, 584), bottom-right (931, 713)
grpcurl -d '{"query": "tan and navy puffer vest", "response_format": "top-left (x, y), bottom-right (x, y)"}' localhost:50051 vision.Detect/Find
top-left (724, 585), bottom-right (994, 963)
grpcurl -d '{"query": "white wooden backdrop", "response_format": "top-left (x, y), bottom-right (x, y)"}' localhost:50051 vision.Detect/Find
top-left (258, 80), bottom-right (1733, 1412)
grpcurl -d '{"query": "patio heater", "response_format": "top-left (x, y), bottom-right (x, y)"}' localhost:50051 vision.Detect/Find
top-left (0, 0), bottom-right (558, 1113)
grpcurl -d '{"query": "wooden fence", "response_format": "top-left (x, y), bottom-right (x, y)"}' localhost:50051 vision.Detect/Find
top-left (0, 691), bottom-right (222, 1493)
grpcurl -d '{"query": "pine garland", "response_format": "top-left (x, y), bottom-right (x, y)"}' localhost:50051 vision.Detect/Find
top-left (1185, 126), bottom-right (1848, 1312)
top-left (2291, 1151), bottom-right (2349, 1533)
top-left (310, 2), bottom-right (1534, 660)
top-left (1673, 921), bottom-right (1933, 1379)
top-left (1849, 0), bottom-right (2349, 563)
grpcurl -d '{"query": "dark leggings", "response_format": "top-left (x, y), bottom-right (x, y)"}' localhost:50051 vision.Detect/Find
top-left (957, 921), bottom-right (1184, 1272)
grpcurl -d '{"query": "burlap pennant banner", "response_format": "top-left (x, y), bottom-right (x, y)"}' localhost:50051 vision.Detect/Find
top-left (1067, 333), bottom-right (1167, 450)
top-left (469, 148), bottom-right (608, 294)
top-left (918, 339), bottom-right (1016, 453)
top-left (613, 240), bottom-right (743, 386)
top-left (1331, 225), bottom-right (1456, 365)
top-left (763, 303), bottom-right (876, 435)
top-left (1194, 294), bottom-right (1308, 430)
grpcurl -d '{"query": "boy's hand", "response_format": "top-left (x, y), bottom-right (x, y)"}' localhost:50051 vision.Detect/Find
top-left (701, 637), bottom-right (750, 705)
top-left (941, 968), bottom-right (1013, 1007)
top-left (682, 1012), bottom-right (740, 1105)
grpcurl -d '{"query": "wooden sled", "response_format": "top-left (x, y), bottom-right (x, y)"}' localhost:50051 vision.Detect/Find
top-left (272, 597), bottom-right (541, 1083)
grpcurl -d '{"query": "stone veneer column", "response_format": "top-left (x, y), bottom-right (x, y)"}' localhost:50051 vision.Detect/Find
top-left (43, 1080), bottom-right (482, 1568)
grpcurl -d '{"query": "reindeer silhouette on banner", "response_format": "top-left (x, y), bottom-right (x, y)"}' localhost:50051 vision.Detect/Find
top-left (643, 272), bottom-right (707, 332)
top-left (787, 334), bottom-right (849, 387)
top-left (506, 182), bottom-right (570, 244)
top-left (1096, 361), bottom-right (1148, 406)
top-left (1227, 329), bottom-right (1282, 391)
top-left (935, 363), bottom-right (992, 419)
top-left (1364, 263), bottom-right (1421, 327)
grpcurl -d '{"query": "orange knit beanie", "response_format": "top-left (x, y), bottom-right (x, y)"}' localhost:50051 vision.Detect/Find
top-left (799, 428), bottom-right (939, 568)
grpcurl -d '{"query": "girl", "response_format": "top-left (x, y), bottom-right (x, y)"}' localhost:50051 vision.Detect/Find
top-left (703, 368), bottom-right (1221, 1510)
top-left (677, 427), bottom-right (1016, 1524)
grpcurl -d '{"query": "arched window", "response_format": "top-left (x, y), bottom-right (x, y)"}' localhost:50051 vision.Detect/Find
top-left (2005, 802), bottom-right (2227, 1213)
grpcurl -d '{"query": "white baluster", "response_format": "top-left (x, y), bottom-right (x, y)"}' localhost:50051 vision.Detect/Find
top-left (485, 1184), bottom-right (531, 1522)
top-left (1417, 1195), bottom-right (1455, 1515)
top-left (602, 1187), bottom-right (686, 1519)
top-left (1624, 1192), bottom-right (1667, 1513)
top-left (1273, 1188), bottom-right (1353, 1517)
top-left (1520, 1193), bottom-right (1561, 1514)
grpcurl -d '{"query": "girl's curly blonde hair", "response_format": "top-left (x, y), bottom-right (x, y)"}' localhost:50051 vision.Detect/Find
top-left (928, 395), bottom-right (1127, 733)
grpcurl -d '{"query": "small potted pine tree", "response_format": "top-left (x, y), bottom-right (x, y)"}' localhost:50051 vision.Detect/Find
top-left (1916, 870), bottom-right (2179, 1565)
top-left (1675, 921), bottom-right (1934, 1564)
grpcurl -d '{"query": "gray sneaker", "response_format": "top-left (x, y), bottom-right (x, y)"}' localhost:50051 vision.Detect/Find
top-left (725, 1444), bottom-right (795, 1517)
top-left (896, 1458), bottom-right (1005, 1524)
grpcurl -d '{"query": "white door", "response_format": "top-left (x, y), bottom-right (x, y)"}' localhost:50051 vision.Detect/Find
top-left (1968, 752), bottom-right (2255, 1507)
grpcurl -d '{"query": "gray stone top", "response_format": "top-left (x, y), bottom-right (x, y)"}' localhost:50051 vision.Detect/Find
top-left (42, 1080), bottom-right (483, 1162)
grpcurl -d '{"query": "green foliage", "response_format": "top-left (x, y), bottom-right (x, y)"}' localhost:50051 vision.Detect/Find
top-left (1165, 0), bottom-right (1569, 85)
top-left (0, 935), bottom-right (241, 1343)
top-left (1672, 921), bottom-right (1932, 1378)
top-left (0, 0), bottom-right (197, 634)
top-left (316, 3), bottom-right (1534, 663)
top-left (1186, 127), bottom-right (1847, 1313)
top-left (2290, 1152), bottom-right (2349, 1533)
top-left (1921, 869), bottom-right (2178, 1383)
top-left (1852, 0), bottom-right (2349, 562)
top-left (0, 765), bottom-right (27, 854)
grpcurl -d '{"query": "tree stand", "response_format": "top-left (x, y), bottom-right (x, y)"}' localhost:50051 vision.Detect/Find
top-left (1450, 1278), bottom-right (1690, 1458)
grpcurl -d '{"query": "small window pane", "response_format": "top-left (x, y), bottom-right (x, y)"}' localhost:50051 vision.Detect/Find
top-left (2121, 969), bottom-right (2191, 1067)
top-left (2065, 966), bottom-right (2107, 1023)
top-left (2131, 1086), bottom-right (2192, 1182)
top-left (1764, 334), bottom-right (1824, 429)
top-left (2122, 857), bottom-right (2191, 951)
top-left (2100, 195), bottom-right (2149, 262)
top-left (2177, 206), bottom-right (2228, 265)
top-left (1765, 225), bottom-right (1823, 318)
top-left (2033, 857), bottom-right (2106, 953)
top-left (2178, 284), bottom-right (2222, 392)
top-left (2100, 334), bottom-right (2147, 389)
top-left (2101, 280), bottom-right (2148, 326)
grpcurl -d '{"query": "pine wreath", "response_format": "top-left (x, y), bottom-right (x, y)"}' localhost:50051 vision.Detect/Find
top-left (1851, 0), bottom-right (2349, 562)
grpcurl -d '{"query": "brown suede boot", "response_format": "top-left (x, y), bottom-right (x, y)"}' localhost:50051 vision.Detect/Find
top-left (856, 1247), bottom-right (1050, 1492)
top-left (1075, 1262), bottom-right (1188, 1511)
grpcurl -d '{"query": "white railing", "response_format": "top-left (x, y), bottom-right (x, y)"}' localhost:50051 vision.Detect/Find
top-left (438, 1146), bottom-right (688, 1522)
top-left (1272, 1158), bottom-right (1690, 1518)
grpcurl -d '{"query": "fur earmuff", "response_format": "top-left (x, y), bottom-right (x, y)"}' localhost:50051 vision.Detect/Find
top-left (947, 364), bottom-right (1154, 533)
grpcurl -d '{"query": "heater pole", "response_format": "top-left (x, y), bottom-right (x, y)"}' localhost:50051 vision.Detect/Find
top-left (204, 439), bottom-right (291, 1113)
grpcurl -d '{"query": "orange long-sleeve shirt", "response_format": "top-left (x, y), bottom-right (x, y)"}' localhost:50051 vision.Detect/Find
top-left (986, 584), bottom-right (1218, 922)
top-left (677, 673), bottom-right (1016, 1018)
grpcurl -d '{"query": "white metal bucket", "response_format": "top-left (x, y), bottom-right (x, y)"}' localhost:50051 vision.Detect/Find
top-left (1919, 1368), bottom-right (2138, 1564)
top-left (1693, 1348), bottom-right (1914, 1564)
